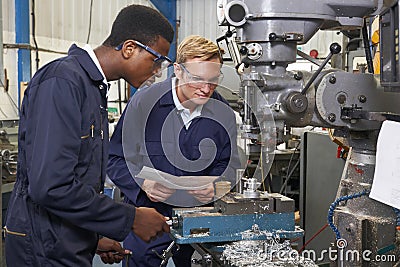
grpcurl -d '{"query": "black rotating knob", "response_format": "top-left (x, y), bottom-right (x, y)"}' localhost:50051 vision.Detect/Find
top-left (269, 33), bottom-right (277, 41)
top-left (330, 43), bottom-right (341, 54)
top-left (239, 46), bottom-right (248, 55)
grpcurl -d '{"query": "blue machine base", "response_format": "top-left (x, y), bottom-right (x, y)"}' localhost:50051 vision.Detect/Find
top-left (170, 212), bottom-right (304, 244)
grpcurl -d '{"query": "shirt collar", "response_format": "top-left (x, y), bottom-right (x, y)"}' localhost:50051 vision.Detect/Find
top-left (82, 44), bottom-right (110, 96)
top-left (171, 77), bottom-right (203, 115)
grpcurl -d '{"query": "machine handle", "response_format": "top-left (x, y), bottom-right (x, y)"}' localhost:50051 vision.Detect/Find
top-left (300, 43), bottom-right (341, 95)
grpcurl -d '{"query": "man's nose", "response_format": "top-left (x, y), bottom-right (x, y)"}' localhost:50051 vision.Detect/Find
top-left (200, 83), bottom-right (212, 93)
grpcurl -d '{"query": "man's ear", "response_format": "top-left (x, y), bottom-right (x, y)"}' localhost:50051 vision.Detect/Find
top-left (173, 63), bottom-right (183, 79)
top-left (120, 40), bottom-right (138, 59)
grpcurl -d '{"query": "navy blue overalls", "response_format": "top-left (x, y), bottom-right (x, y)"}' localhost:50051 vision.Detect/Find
top-left (5, 45), bottom-right (135, 266)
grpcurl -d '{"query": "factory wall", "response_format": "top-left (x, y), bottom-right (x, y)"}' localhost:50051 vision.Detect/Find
top-left (2, 0), bottom-right (18, 119)
top-left (177, 0), bottom-right (225, 44)
top-left (1, 0), bottom-right (153, 120)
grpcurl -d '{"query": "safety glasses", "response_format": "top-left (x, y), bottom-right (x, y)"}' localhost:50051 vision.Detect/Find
top-left (115, 40), bottom-right (172, 71)
top-left (179, 64), bottom-right (224, 88)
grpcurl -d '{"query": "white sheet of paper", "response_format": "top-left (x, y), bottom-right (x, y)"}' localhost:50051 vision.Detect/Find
top-left (136, 166), bottom-right (218, 190)
top-left (370, 120), bottom-right (400, 209)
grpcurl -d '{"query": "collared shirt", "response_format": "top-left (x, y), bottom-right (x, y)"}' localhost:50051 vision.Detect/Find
top-left (171, 77), bottom-right (203, 129)
top-left (82, 44), bottom-right (110, 96)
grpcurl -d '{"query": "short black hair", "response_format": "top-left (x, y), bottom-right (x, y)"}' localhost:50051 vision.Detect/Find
top-left (103, 4), bottom-right (174, 47)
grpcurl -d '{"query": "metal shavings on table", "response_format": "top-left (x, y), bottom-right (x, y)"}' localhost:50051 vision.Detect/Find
top-left (221, 225), bottom-right (317, 267)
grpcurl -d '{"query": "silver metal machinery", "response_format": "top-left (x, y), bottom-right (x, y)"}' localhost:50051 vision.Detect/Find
top-left (0, 119), bottom-right (18, 267)
top-left (210, 0), bottom-right (400, 266)
top-left (0, 120), bottom-right (18, 187)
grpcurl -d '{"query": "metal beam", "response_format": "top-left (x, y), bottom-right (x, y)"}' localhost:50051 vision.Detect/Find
top-left (149, 0), bottom-right (177, 62)
top-left (15, 0), bottom-right (31, 109)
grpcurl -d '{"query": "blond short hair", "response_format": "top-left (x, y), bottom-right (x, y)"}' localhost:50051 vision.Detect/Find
top-left (176, 35), bottom-right (223, 64)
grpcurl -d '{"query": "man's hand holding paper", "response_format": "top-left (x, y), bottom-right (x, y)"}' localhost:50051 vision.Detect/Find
top-left (187, 183), bottom-right (215, 203)
top-left (142, 180), bottom-right (176, 202)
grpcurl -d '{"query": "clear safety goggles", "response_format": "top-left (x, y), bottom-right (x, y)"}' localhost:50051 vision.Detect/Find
top-left (180, 63), bottom-right (224, 88)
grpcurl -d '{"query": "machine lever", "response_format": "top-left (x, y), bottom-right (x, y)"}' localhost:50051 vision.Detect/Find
top-left (300, 42), bottom-right (341, 95)
top-left (153, 240), bottom-right (179, 267)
